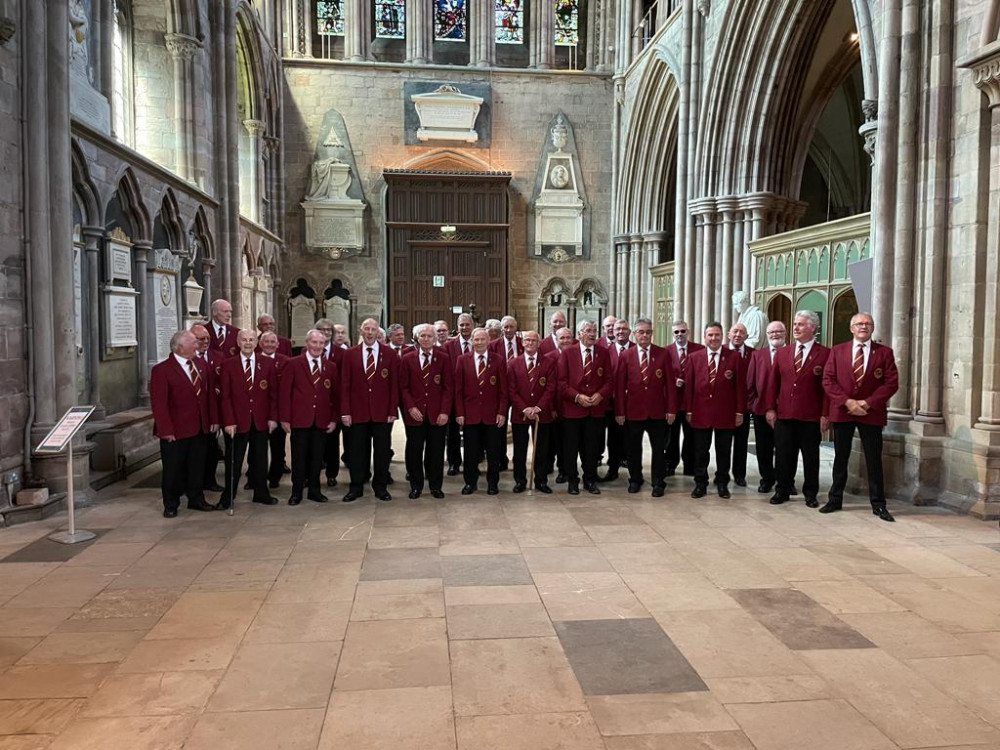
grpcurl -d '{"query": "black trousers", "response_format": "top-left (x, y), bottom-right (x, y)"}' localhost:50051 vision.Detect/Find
top-left (446, 413), bottom-right (463, 468)
top-left (692, 426), bottom-right (734, 487)
top-left (731, 412), bottom-right (751, 480)
top-left (405, 422), bottom-right (446, 492)
top-left (774, 418), bottom-right (821, 501)
top-left (605, 411), bottom-right (626, 471)
top-left (666, 411), bottom-right (697, 474)
top-left (348, 421), bottom-right (393, 495)
top-left (829, 421), bottom-right (886, 508)
top-left (563, 416), bottom-right (604, 484)
top-left (544, 419), bottom-right (565, 475)
top-left (267, 425), bottom-right (287, 484)
top-left (290, 426), bottom-right (326, 498)
top-left (462, 422), bottom-right (504, 487)
top-left (223, 425), bottom-right (269, 504)
top-left (202, 431), bottom-right (222, 485)
top-left (752, 413), bottom-right (776, 485)
top-left (626, 419), bottom-right (667, 487)
top-left (512, 422), bottom-right (550, 486)
top-left (324, 424), bottom-right (342, 482)
top-left (160, 433), bottom-right (206, 512)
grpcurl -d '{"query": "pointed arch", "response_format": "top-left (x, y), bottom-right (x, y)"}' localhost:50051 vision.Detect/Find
top-left (154, 188), bottom-right (186, 252)
top-left (106, 167), bottom-right (152, 241)
top-left (191, 206), bottom-right (216, 261)
top-left (71, 139), bottom-right (101, 226)
top-left (401, 149), bottom-right (495, 172)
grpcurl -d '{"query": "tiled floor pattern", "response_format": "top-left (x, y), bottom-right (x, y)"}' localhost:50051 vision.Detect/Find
top-left (0, 453), bottom-right (999, 749)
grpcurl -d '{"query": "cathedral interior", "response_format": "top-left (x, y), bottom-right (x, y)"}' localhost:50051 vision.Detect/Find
top-left (0, 0), bottom-right (998, 747)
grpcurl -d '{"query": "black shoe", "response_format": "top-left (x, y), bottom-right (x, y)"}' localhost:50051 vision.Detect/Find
top-left (584, 482), bottom-right (601, 495)
top-left (734, 478), bottom-right (747, 487)
top-left (598, 471), bottom-right (618, 483)
top-left (627, 482), bottom-right (641, 494)
top-left (769, 494), bottom-right (787, 505)
top-left (377, 491), bottom-right (392, 502)
top-left (204, 482), bottom-right (224, 493)
top-left (718, 484), bottom-right (731, 499)
top-left (342, 492), bottom-right (360, 503)
top-left (873, 505), bottom-right (895, 522)
top-left (447, 465), bottom-right (461, 476)
top-left (536, 484), bottom-right (552, 494)
top-left (805, 497), bottom-right (819, 509)
top-left (327, 477), bottom-right (338, 487)
top-left (217, 500), bottom-right (232, 511)
top-left (288, 496), bottom-right (302, 506)
top-left (308, 493), bottom-right (329, 503)
top-left (691, 485), bottom-right (707, 498)
top-left (162, 508), bottom-right (178, 518)
top-left (461, 485), bottom-right (476, 495)
top-left (758, 480), bottom-right (774, 493)
top-left (430, 489), bottom-right (444, 499)
top-left (790, 485), bottom-right (800, 496)
top-left (555, 473), bottom-right (567, 484)
top-left (253, 496), bottom-right (279, 505)
top-left (408, 489), bottom-right (421, 499)
top-left (487, 485), bottom-right (499, 496)
top-left (651, 485), bottom-right (664, 498)
top-left (187, 500), bottom-right (218, 512)
top-left (268, 479), bottom-right (281, 489)
top-left (513, 482), bottom-right (526, 493)
top-left (818, 500), bottom-right (842, 514)
top-left (568, 482), bottom-right (580, 495)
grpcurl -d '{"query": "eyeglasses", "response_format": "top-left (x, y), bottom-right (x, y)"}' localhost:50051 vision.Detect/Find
top-left (673, 329), bottom-right (687, 335)
top-left (317, 327), bottom-right (333, 333)
top-left (851, 322), bottom-right (873, 328)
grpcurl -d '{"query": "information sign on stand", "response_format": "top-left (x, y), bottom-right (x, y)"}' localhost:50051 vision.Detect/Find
top-left (36, 406), bottom-right (96, 545)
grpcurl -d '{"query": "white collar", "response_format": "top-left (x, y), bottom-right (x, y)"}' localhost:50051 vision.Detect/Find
top-left (174, 353), bottom-right (193, 372)
top-left (475, 350), bottom-right (489, 364)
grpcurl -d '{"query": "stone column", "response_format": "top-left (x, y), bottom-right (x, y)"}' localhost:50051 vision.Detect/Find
top-left (242, 119), bottom-right (265, 224)
top-left (134, 241), bottom-right (152, 407)
top-left (82, 227), bottom-right (107, 419)
top-left (673, 0), bottom-right (693, 324)
top-left (629, 234), bottom-right (643, 321)
top-left (165, 33), bottom-right (203, 184)
top-left (700, 214), bottom-right (716, 328)
top-left (718, 202), bottom-right (736, 330)
top-left (531, 0), bottom-right (554, 69)
top-left (406, 0), bottom-right (432, 63)
top-left (201, 259), bottom-right (216, 318)
top-left (618, 240), bottom-right (630, 317)
top-left (94, 0), bottom-right (114, 100)
top-left (732, 208), bottom-right (745, 305)
top-left (688, 213), bottom-right (701, 330)
top-left (345, 0), bottom-right (372, 61)
top-left (469, 0), bottom-right (495, 67)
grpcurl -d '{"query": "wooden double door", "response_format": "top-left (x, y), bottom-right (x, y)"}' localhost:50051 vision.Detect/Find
top-left (385, 170), bottom-right (510, 333)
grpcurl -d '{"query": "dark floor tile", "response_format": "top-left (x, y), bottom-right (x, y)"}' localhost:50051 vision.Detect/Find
top-left (553, 618), bottom-right (707, 695)
top-left (441, 554), bottom-right (532, 587)
top-left (730, 588), bottom-right (875, 651)
top-left (2, 530), bottom-right (107, 563)
top-left (359, 548), bottom-right (442, 581)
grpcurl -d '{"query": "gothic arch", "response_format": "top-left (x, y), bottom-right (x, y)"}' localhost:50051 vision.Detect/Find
top-left (190, 206), bottom-right (215, 261)
top-left (70, 139), bottom-right (101, 227)
top-left (236, 5), bottom-right (267, 122)
top-left (105, 168), bottom-right (152, 241)
top-left (401, 149), bottom-right (495, 172)
top-left (153, 189), bottom-right (186, 251)
top-left (166, 0), bottom-right (203, 40)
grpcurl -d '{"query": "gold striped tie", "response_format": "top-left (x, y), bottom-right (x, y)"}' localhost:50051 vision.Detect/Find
top-left (853, 344), bottom-right (864, 384)
top-left (365, 347), bottom-right (376, 381)
top-left (311, 358), bottom-right (320, 387)
top-left (708, 352), bottom-right (717, 384)
top-left (187, 360), bottom-right (202, 397)
top-left (584, 348), bottom-right (593, 378)
top-left (477, 354), bottom-right (486, 387)
top-left (640, 349), bottom-right (648, 383)
top-left (794, 344), bottom-right (804, 374)
top-left (422, 353), bottom-right (431, 382)
top-left (244, 357), bottom-right (253, 390)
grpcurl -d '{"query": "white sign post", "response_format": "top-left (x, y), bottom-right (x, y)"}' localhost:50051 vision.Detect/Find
top-left (36, 406), bottom-right (96, 544)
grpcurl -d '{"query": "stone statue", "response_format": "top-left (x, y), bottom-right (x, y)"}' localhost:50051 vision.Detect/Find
top-left (69, 0), bottom-right (92, 83)
top-left (304, 157), bottom-right (349, 201)
top-left (732, 290), bottom-right (768, 349)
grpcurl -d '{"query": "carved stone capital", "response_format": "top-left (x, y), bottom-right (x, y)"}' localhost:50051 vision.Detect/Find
top-left (859, 120), bottom-right (878, 165)
top-left (971, 56), bottom-right (1000, 109)
top-left (243, 119), bottom-right (266, 137)
top-left (165, 33), bottom-right (203, 61)
top-left (861, 98), bottom-right (878, 122)
top-left (0, 16), bottom-right (14, 47)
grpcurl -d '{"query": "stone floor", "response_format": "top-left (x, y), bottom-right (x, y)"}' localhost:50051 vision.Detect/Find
top-left (1, 444), bottom-right (1000, 749)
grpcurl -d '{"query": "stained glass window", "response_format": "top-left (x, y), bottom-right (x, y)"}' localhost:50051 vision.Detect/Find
top-left (375, 0), bottom-right (405, 38)
top-left (554, 0), bottom-right (578, 46)
top-left (317, 0), bottom-right (344, 35)
top-left (435, 0), bottom-right (467, 41)
top-left (495, 0), bottom-right (523, 44)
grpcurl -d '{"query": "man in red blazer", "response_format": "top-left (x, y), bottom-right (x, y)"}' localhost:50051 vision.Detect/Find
top-left (684, 322), bottom-right (747, 498)
top-left (219, 329), bottom-right (279, 508)
top-left (597, 315), bottom-right (617, 350)
top-left (508, 330), bottom-right (557, 493)
top-left (400, 324), bottom-right (452, 499)
top-left (821, 312), bottom-right (899, 521)
top-left (544, 326), bottom-right (576, 482)
top-left (455, 328), bottom-right (508, 495)
top-left (665, 320), bottom-right (705, 476)
top-left (208, 298), bottom-right (240, 358)
top-left (727, 323), bottom-right (755, 486)
top-left (315, 318), bottom-right (347, 488)
top-left (746, 321), bottom-right (786, 493)
top-left (765, 311), bottom-right (829, 508)
top-left (601, 318), bottom-right (633, 482)
top-left (445, 313), bottom-right (476, 475)
top-left (340, 318), bottom-right (400, 502)
top-left (279, 329), bottom-right (338, 504)
top-left (490, 316), bottom-right (523, 362)
top-left (192, 324), bottom-right (225, 493)
top-left (538, 310), bottom-right (567, 356)
top-left (616, 318), bottom-right (674, 497)
top-left (149, 330), bottom-right (219, 517)
top-left (257, 314), bottom-right (293, 357)
top-left (558, 320), bottom-right (613, 495)
top-left (259, 332), bottom-right (289, 488)
top-left (388, 323), bottom-right (416, 358)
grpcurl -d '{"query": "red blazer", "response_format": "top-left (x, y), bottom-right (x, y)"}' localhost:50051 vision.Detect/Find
top-left (538, 333), bottom-right (561, 356)
top-left (665, 342), bottom-right (705, 413)
top-left (399, 349), bottom-right (453, 426)
top-left (454, 351), bottom-right (508, 425)
top-left (339, 344), bottom-right (400, 423)
top-left (746, 346), bottom-right (780, 415)
top-left (683, 347), bottom-right (747, 429)
top-left (388, 344), bottom-right (416, 359)
top-left (508, 353), bottom-right (557, 424)
top-left (558, 345), bottom-right (613, 419)
top-left (256, 337), bottom-right (293, 358)
top-left (596, 336), bottom-right (616, 351)
top-left (489, 335), bottom-right (523, 362)
top-left (150, 356), bottom-right (214, 439)
top-left (209, 323), bottom-right (241, 358)
top-left (259, 351), bottom-right (289, 373)
top-left (823, 341), bottom-right (899, 426)
top-left (278, 353), bottom-right (338, 429)
top-left (220, 354), bottom-right (278, 432)
top-left (729, 345), bottom-right (754, 412)
top-left (446, 336), bottom-right (475, 363)
top-left (766, 342), bottom-right (830, 422)
top-left (615, 344), bottom-right (675, 421)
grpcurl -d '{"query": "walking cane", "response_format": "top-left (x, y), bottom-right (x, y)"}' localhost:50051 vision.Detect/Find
top-left (226, 432), bottom-right (236, 517)
top-left (527, 416), bottom-right (539, 496)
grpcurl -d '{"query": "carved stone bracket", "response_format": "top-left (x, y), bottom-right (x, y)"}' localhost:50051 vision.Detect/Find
top-left (165, 33), bottom-right (203, 61)
top-left (959, 43), bottom-right (1000, 109)
top-left (0, 16), bottom-right (14, 46)
top-left (858, 98), bottom-right (878, 164)
top-left (697, 0), bottom-right (711, 16)
top-left (243, 119), bottom-right (267, 137)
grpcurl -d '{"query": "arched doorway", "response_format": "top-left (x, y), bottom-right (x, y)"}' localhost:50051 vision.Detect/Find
top-left (832, 288), bottom-right (858, 345)
top-left (767, 293), bottom-right (792, 335)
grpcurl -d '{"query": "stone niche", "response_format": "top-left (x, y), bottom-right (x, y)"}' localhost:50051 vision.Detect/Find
top-left (300, 109), bottom-right (367, 260)
top-left (529, 112), bottom-right (589, 263)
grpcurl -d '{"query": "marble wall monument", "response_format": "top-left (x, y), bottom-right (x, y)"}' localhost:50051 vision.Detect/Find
top-left (528, 112), bottom-right (589, 263)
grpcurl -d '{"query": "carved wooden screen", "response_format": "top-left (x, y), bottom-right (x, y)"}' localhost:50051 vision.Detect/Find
top-left (384, 169), bottom-right (510, 333)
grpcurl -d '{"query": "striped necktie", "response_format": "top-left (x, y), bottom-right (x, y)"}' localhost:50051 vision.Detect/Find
top-left (244, 356), bottom-right (253, 390)
top-left (794, 344), bottom-right (804, 374)
top-left (366, 347), bottom-right (376, 381)
top-left (584, 348), bottom-right (593, 377)
top-left (311, 358), bottom-right (320, 386)
top-left (188, 360), bottom-right (201, 397)
top-left (477, 354), bottom-right (486, 387)
top-left (422, 352), bottom-right (431, 382)
top-left (640, 348), bottom-right (648, 383)
top-left (853, 344), bottom-right (864, 384)
top-left (708, 352), bottom-right (717, 384)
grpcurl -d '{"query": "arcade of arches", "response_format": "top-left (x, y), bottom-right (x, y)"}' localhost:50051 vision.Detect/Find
top-left (2, 0), bottom-right (1000, 521)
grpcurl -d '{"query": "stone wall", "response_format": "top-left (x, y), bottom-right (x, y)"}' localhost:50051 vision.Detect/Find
top-left (282, 61), bottom-right (614, 333)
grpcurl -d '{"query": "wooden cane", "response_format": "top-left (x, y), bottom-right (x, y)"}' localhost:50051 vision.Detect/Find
top-left (527, 416), bottom-right (539, 496)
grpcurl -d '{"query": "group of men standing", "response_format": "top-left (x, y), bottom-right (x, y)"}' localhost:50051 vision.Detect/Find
top-left (149, 299), bottom-right (899, 522)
